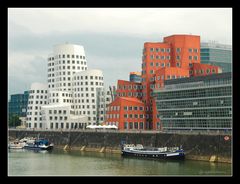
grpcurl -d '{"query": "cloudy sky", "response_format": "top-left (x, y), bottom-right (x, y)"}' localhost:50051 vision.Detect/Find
top-left (8, 8), bottom-right (232, 98)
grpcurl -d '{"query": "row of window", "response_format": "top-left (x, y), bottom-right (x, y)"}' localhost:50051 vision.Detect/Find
top-left (48, 66), bottom-right (88, 71)
top-left (161, 119), bottom-right (231, 129)
top-left (156, 86), bottom-right (232, 100)
top-left (157, 98), bottom-right (231, 110)
top-left (117, 85), bottom-right (142, 90)
top-left (124, 114), bottom-right (145, 118)
top-left (48, 60), bottom-right (87, 66)
top-left (28, 100), bottom-right (47, 105)
top-left (27, 106), bottom-right (43, 110)
top-left (189, 68), bottom-right (216, 75)
top-left (74, 75), bottom-right (103, 80)
top-left (124, 122), bottom-right (144, 130)
top-left (160, 108), bottom-right (232, 118)
top-left (149, 48), bottom-right (171, 52)
top-left (73, 81), bottom-right (104, 86)
top-left (48, 54), bottom-right (85, 61)
top-left (26, 117), bottom-right (42, 121)
top-left (49, 66), bottom-right (87, 71)
top-left (117, 92), bottom-right (142, 97)
top-left (29, 90), bottom-right (48, 94)
top-left (106, 114), bottom-right (144, 119)
top-left (29, 95), bottom-right (47, 99)
top-left (148, 48), bottom-right (198, 53)
top-left (149, 55), bottom-right (170, 60)
top-left (150, 55), bottom-right (198, 60)
top-left (49, 122), bottom-right (87, 129)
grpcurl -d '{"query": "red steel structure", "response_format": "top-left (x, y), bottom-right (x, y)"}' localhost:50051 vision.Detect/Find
top-left (105, 34), bottom-right (222, 130)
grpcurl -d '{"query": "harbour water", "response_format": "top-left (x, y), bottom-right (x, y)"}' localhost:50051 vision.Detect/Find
top-left (8, 149), bottom-right (231, 176)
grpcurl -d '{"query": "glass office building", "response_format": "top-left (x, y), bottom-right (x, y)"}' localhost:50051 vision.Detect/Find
top-left (200, 42), bottom-right (232, 73)
top-left (154, 72), bottom-right (232, 131)
top-left (8, 91), bottom-right (29, 117)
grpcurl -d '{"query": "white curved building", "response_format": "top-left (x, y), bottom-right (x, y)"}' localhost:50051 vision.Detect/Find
top-left (26, 43), bottom-right (112, 130)
top-left (72, 69), bottom-right (105, 125)
top-left (26, 83), bottom-right (48, 129)
top-left (47, 43), bottom-right (88, 92)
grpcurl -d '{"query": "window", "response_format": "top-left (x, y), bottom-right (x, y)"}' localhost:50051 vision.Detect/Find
top-left (194, 56), bottom-right (198, 60)
top-left (150, 55), bottom-right (154, 59)
top-left (150, 48), bottom-right (154, 52)
top-left (189, 48), bottom-right (193, 52)
top-left (176, 55), bottom-right (181, 60)
top-left (129, 122), bottom-right (133, 129)
top-left (134, 122), bottom-right (138, 129)
top-left (189, 56), bottom-right (192, 60)
top-left (166, 48), bottom-right (171, 52)
top-left (124, 122), bottom-right (128, 129)
top-left (176, 62), bottom-right (181, 67)
top-left (176, 48), bottom-right (181, 52)
top-left (194, 48), bottom-right (198, 53)
top-left (150, 62), bottom-right (154, 66)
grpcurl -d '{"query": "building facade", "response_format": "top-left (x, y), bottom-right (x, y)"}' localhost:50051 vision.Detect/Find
top-left (26, 83), bottom-right (48, 129)
top-left (105, 97), bottom-right (146, 130)
top-left (153, 72), bottom-right (232, 131)
top-left (200, 42), bottom-right (232, 73)
top-left (8, 91), bottom-right (29, 117)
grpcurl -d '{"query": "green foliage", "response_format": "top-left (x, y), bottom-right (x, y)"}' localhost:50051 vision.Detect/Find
top-left (8, 114), bottom-right (21, 127)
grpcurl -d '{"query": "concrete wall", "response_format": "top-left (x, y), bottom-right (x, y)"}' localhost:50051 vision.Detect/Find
top-left (8, 130), bottom-right (231, 163)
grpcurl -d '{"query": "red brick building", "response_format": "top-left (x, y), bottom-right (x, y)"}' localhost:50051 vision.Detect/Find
top-left (105, 34), bottom-right (222, 130)
top-left (105, 97), bottom-right (146, 130)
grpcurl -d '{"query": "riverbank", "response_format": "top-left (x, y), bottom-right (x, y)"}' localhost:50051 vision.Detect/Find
top-left (9, 129), bottom-right (232, 164)
top-left (53, 145), bottom-right (231, 164)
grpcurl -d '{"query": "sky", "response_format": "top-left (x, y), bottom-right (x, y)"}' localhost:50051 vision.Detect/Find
top-left (8, 8), bottom-right (232, 99)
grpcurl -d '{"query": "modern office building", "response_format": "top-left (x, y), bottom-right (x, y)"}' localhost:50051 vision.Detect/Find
top-left (26, 43), bottom-right (112, 130)
top-left (201, 42), bottom-right (232, 73)
top-left (129, 72), bottom-right (142, 83)
top-left (153, 72), bottom-right (232, 131)
top-left (8, 91), bottom-right (29, 117)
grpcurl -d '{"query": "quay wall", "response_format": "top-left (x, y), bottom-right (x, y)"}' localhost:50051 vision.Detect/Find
top-left (8, 130), bottom-right (231, 163)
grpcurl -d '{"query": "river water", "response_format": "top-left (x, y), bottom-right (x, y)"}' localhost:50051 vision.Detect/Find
top-left (8, 149), bottom-right (231, 176)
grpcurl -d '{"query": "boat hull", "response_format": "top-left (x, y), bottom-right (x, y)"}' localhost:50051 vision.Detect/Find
top-left (121, 150), bottom-right (185, 160)
top-left (23, 145), bottom-right (54, 151)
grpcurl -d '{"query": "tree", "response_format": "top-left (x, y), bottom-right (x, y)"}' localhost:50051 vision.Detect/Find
top-left (8, 114), bottom-right (21, 128)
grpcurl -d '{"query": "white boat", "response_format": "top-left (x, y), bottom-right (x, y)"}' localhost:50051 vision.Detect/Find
top-left (121, 144), bottom-right (185, 160)
top-left (8, 137), bottom-right (35, 149)
top-left (8, 140), bottom-right (26, 149)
